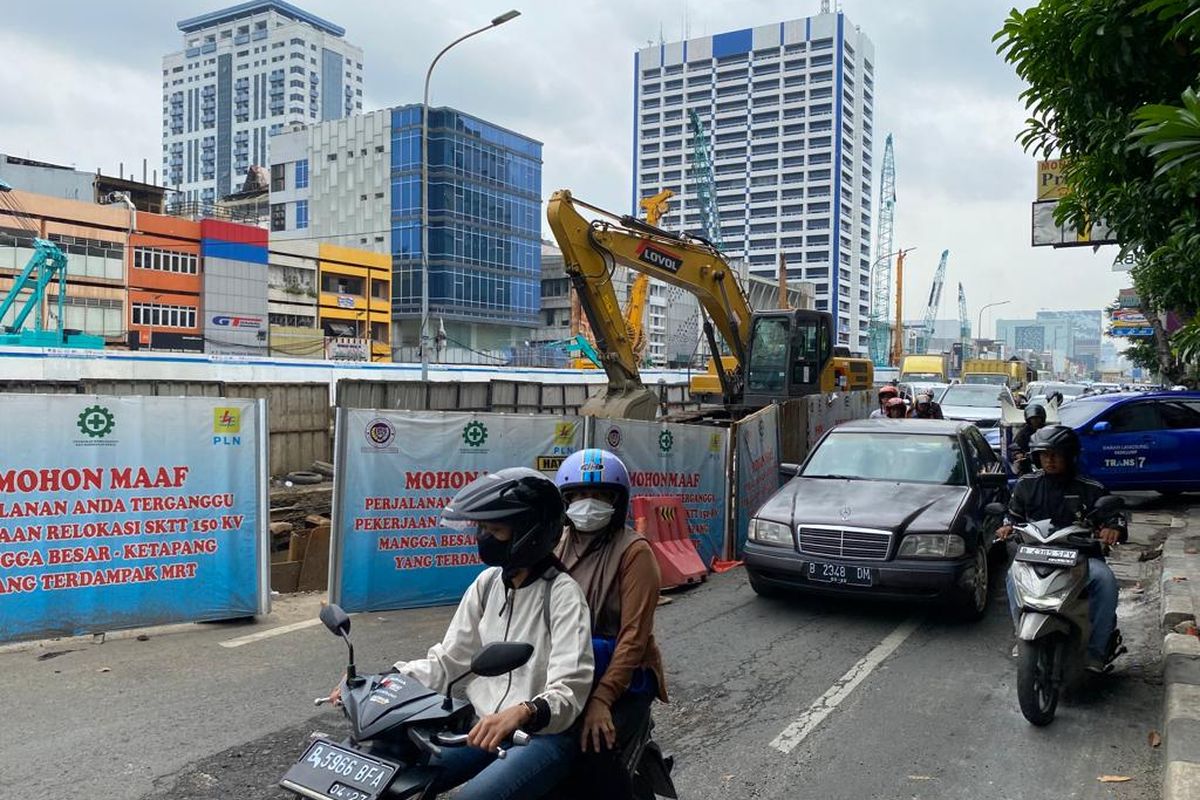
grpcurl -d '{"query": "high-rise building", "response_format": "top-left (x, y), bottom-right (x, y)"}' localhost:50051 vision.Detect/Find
top-left (162, 1), bottom-right (364, 206)
top-left (633, 10), bottom-right (876, 354)
top-left (271, 104), bottom-right (543, 354)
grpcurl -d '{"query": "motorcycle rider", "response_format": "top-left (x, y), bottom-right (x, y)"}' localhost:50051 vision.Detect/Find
top-left (911, 391), bottom-right (944, 419)
top-left (1009, 403), bottom-right (1047, 475)
top-left (554, 449), bottom-right (667, 800)
top-left (388, 468), bottom-right (595, 800)
top-left (871, 385), bottom-right (900, 418)
top-left (883, 396), bottom-right (909, 419)
top-left (996, 425), bottom-right (1126, 672)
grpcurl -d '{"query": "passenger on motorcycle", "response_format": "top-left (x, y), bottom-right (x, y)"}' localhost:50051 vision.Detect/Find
top-left (883, 396), bottom-right (909, 419)
top-left (870, 385), bottom-right (900, 418)
top-left (391, 468), bottom-right (594, 800)
top-left (996, 425), bottom-right (1126, 672)
top-left (554, 449), bottom-right (667, 800)
top-left (1009, 403), bottom-right (1048, 475)
top-left (911, 391), bottom-right (944, 419)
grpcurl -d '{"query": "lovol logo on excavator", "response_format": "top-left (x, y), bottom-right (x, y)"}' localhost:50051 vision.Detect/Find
top-left (636, 241), bottom-right (683, 273)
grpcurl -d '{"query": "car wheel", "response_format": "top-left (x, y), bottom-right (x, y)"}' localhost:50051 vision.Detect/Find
top-left (951, 545), bottom-right (990, 622)
top-left (747, 570), bottom-right (784, 599)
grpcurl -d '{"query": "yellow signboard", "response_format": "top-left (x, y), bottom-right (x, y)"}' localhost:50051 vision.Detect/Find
top-left (1036, 160), bottom-right (1068, 200)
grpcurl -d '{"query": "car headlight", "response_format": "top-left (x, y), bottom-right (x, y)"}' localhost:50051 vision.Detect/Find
top-left (749, 518), bottom-right (793, 547)
top-left (897, 534), bottom-right (966, 558)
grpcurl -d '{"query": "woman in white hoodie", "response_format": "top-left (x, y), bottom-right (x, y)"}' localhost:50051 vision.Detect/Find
top-left (393, 467), bottom-right (594, 800)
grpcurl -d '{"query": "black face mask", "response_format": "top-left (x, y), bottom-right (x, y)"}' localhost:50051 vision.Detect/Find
top-left (477, 533), bottom-right (512, 567)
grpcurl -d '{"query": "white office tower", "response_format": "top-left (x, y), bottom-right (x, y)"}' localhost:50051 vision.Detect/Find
top-left (633, 11), bottom-right (876, 354)
top-left (162, 1), bottom-right (364, 206)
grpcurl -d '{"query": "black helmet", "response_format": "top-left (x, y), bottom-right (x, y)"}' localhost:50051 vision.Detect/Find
top-left (1029, 424), bottom-right (1080, 461)
top-left (1024, 403), bottom-right (1047, 424)
top-left (441, 467), bottom-right (564, 570)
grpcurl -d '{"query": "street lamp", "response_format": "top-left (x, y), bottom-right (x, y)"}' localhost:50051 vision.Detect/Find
top-left (420, 9), bottom-right (521, 379)
top-left (978, 300), bottom-right (1010, 343)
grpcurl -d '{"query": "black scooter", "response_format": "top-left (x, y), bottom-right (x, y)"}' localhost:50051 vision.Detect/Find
top-left (280, 604), bottom-right (677, 800)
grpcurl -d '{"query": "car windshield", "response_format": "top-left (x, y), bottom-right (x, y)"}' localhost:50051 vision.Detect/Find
top-left (1057, 400), bottom-right (1105, 428)
top-left (1032, 382), bottom-right (1087, 398)
top-left (940, 384), bottom-right (1007, 407)
top-left (965, 374), bottom-right (1009, 386)
top-left (802, 432), bottom-right (967, 486)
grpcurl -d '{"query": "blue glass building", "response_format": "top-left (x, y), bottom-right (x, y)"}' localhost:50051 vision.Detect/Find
top-left (391, 105), bottom-right (542, 331)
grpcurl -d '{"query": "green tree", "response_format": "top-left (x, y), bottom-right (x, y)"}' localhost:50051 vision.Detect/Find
top-left (995, 0), bottom-right (1199, 381)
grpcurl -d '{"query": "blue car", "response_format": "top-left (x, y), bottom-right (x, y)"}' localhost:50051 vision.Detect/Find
top-left (1024, 391), bottom-right (1200, 494)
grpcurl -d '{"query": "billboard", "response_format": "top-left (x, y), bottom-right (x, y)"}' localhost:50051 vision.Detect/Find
top-left (1031, 200), bottom-right (1118, 248)
top-left (1036, 159), bottom-right (1068, 201)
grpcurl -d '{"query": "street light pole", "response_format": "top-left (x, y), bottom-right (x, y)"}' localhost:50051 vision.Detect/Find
top-left (420, 9), bottom-right (520, 380)
top-left (978, 300), bottom-right (1010, 344)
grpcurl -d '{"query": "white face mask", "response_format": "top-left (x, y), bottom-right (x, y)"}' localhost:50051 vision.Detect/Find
top-left (565, 498), bottom-right (615, 533)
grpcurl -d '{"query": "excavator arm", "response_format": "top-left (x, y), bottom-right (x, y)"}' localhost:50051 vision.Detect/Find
top-left (547, 190), bottom-right (755, 418)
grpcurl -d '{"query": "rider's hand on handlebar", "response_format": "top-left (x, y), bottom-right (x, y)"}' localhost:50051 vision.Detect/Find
top-left (1098, 527), bottom-right (1121, 546)
top-left (468, 704), bottom-right (531, 753)
top-left (995, 524), bottom-right (1014, 541)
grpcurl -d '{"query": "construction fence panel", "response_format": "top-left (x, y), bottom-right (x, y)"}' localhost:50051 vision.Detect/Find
top-left (329, 410), bottom-right (585, 611)
top-left (590, 417), bottom-right (730, 566)
top-left (0, 381), bottom-right (80, 394)
top-left (0, 394), bottom-right (269, 643)
top-left (226, 383), bottom-right (331, 475)
top-left (732, 405), bottom-right (781, 557)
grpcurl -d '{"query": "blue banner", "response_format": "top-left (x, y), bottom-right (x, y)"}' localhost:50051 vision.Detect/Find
top-left (0, 395), bottom-right (266, 643)
top-left (331, 410), bottom-right (584, 611)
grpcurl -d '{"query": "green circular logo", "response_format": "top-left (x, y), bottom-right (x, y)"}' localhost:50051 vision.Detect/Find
top-left (77, 405), bottom-right (115, 438)
top-left (658, 429), bottom-right (674, 453)
top-left (463, 420), bottom-right (489, 447)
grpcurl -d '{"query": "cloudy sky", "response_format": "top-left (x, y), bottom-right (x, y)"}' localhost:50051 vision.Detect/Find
top-left (0, 0), bottom-right (1132, 338)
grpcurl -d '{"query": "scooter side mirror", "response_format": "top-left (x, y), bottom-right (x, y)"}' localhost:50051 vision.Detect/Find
top-left (319, 604), bottom-right (352, 637)
top-left (470, 642), bottom-right (534, 678)
top-left (984, 502), bottom-right (1007, 517)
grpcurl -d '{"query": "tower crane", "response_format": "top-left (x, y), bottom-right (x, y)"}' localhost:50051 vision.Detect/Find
top-left (915, 249), bottom-right (949, 354)
top-left (687, 110), bottom-right (722, 249)
top-left (868, 134), bottom-right (896, 366)
top-left (957, 283), bottom-right (970, 357)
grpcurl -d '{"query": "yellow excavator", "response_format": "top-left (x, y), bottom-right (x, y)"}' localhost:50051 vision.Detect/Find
top-left (547, 189), bottom-right (872, 420)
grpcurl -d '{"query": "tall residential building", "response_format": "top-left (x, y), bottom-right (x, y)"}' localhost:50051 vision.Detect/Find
top-left (271, 105), bottom-right (543, 354)
top-left (633, 11), bottom-right (876, 354)
top-left (162, 1), bottom-right (364, 206)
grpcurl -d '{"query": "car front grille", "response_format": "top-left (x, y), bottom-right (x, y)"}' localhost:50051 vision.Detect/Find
top-left (797, 526), bottom-right (892, 561)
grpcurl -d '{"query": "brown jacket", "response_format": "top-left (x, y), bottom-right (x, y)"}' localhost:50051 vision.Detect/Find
top-left (557, 527), bottom-right (668, 707)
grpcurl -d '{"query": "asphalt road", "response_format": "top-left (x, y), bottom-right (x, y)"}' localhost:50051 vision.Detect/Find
top-left (0, 497), bottom-right (1181, 800)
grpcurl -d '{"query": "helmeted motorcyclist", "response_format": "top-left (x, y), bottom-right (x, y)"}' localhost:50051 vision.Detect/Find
top-left (871, 385), bottom-right (900, 418)
top-left (996, 425), bottom-right (1126, 672)
top-left (883, 396), bottom-right (909, 419)
top-left (389, 468), bottom-right (595, 800)
top-left (1009, 403), bottom-right (1047, 475)
top-left (911, 391), bottom-right (944, 419)
top-left (554, 449), bottom-right (667, 800)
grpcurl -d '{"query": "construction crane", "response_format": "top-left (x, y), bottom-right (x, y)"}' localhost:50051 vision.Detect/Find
top-left (957, 282), bottom-right (971, 357)
top-left (868, 134), bottom-right (896, 367)
top-left (915, 249), bottom-right (949, 354)
top-left (687, 110), bottom-right (722, 249)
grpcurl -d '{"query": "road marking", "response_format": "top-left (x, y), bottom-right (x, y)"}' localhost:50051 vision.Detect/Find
top-left (219, 618), bottom-right (322, 648)
top-left (770, 616), bottom-right (922, 754)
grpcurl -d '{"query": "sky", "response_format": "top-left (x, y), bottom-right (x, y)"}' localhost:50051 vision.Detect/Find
top-left (0, 0), bottom-right (1134, 339)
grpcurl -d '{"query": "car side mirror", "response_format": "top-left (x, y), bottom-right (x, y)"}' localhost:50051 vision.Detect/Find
top-left (470, 642), bottom-right (534, 678)
top-left (976, 472), bottom-right (1008, 490)
top-left (780, 462), bottom-right (802, 479)
top-left (1092, 421), bottom-right (1110, 434)
top-left (319, 603), bottom-right (351, 637)
top-left (984, 502), bottom-right (1007, 516)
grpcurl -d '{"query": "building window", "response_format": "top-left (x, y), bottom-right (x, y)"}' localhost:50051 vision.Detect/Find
top-left (295, 158), bottom-right (308, 189)
top-left (271, 203), bottom-right (286, 232)
top-left (131, 302), bottom-right (196, 329)
top-left (270, 163), bottom-right (286, 191)
top-left (295, 200), bottom-right (309, 230)
top-left (133, 247), bottom-right (198, 275)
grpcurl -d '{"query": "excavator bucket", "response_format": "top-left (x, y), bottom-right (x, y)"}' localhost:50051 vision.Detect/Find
top-left (581, 385), bottom-right (660, 421)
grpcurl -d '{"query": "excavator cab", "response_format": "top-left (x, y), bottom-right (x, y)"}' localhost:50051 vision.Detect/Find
top-left (741, 309), bottom-right (832, 408)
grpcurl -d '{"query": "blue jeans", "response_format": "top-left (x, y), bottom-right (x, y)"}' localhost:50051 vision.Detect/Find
top-left (1006, 557), bottom-right (1118, 662)
top-left (428, 731), bottom-right (575, 800)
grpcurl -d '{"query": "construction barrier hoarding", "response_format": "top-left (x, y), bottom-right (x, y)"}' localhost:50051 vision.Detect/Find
top-left (733, 405), bottom-right (781, 557)
top-left (329, 410), bottom-right (585, 611)
top-left (591, 418), bottom-right (730, 565)
top-left (0, 395), bottom-right (269, 643)
top-left (807, 391), bottom-right (873, 445)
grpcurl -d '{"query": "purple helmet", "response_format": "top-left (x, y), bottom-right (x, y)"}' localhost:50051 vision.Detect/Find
top-left (555, 448), bottom-right (631, 530)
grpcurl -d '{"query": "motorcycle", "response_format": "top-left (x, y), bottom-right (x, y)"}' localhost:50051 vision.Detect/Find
top-left (987, 495), bottom-right (1127, 726)
top-left (279, 603), bottom-right (677, 800)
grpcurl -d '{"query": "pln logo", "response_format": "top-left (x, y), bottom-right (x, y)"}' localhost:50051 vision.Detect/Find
top-left (213, 407), bottom-right (242, 446)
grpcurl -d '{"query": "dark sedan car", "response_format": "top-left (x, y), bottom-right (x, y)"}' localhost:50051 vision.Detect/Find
top-left (744, 419), bottom-right (1009, 620)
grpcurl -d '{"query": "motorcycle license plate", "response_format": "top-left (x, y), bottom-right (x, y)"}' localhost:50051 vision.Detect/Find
top-left (1015, 545), bottom-right (1080, 567)
top-left (806, 561), bottom-right (875, 587)
top-left (280, 739), bottom-right (397, 800)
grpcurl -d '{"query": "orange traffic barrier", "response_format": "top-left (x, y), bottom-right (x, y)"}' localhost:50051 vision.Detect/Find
top-left (631, 495), bottom-right (707, 589)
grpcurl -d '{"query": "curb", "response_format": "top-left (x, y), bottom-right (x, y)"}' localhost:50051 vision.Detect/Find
top-left (1161, 516), bottom-right (1200, 800)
